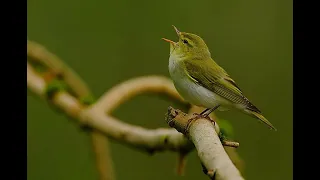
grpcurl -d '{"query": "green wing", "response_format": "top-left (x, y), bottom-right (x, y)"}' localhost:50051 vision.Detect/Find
top-left (183, 58), bottom-right (261, 113)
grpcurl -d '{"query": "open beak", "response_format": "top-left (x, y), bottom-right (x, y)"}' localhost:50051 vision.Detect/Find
top-left (162, 25), bottom-right (181, 45)
top-left (162, 38), bottom-right (175, 45)
top-left (172, 25), bottom-right (181, 36)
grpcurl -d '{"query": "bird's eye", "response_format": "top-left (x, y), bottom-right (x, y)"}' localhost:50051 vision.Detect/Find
top-left (183, 39), bottom-right (188, 44)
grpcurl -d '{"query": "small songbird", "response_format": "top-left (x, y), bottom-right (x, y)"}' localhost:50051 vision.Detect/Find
top-left (162, 25), bottom-right (276, 131)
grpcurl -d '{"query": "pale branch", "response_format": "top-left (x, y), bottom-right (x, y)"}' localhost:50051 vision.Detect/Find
top-left (92, 76), bottom-right (185, 114)
top-left (28, 64), bottom-right (193, 154)
top-left (87, 75), bottom-right (191, 149)
top-left (188, 102), bottom-right (244, 172)
top-left (81, 110), bottom-right (194, 153)
top-left (223, 147), bottom-right (245, 174)
top-left (27, 40), bottom-right (91, 97)
top-left (166, 107), bottom-right (244, 180)
top-left (27, 40), bottom-right (115, 180)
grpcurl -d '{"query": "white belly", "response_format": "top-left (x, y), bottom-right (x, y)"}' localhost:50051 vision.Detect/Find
top-left (168, 56), bottom-right (231, 108)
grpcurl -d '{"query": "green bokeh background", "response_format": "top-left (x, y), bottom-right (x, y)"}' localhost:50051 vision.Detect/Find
top-left (27, 0), bottom-right (292, 179)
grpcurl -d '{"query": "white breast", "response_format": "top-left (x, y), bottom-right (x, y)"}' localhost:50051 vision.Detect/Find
top-left (168, 55), bottom-right (230, 108)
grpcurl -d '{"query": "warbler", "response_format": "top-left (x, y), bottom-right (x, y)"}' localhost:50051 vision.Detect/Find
top-left (162, 25), bottom-right (276, 131)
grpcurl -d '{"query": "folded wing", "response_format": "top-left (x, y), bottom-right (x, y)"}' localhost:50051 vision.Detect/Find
top-left (183, 59), bottom-right (261, 113)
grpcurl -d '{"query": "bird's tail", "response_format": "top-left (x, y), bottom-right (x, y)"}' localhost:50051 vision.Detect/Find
top-left (244, 109), bottom-right (277, 131)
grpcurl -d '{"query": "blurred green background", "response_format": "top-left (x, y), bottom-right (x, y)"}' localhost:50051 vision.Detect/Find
top-left (27, 0), bottom-right (292, 179)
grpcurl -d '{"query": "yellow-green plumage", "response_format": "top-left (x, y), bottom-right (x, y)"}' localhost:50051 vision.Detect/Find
top-left (163, 25), bottom-right (276, 131)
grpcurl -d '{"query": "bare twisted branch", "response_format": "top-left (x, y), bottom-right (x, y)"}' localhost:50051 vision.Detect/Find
top-left (27, 63), bottom-right (194, 153)
top-left (27, 40), bottom-right (244, 180)
top-left (27, 41), bottom-right (115, 180)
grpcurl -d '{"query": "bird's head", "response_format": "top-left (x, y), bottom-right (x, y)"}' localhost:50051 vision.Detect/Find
top-left (162, 25), bottom-right (211, 59)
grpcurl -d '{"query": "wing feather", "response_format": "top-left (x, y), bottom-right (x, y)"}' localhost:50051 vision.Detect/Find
top-left (184, 59), bottom-right (261, 113)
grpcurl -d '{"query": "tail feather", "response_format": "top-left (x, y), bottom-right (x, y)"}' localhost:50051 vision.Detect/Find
top-left (245, 109), bottom-right (277, 131)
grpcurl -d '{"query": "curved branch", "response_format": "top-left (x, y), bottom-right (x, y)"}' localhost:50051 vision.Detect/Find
top-left (27, 40), bottom-right (91, 97)
top-left (92, 76), bottom-right (185, 114)
top-left (28, 64), bottom-right (194, 154)
top-left (27, 40), bottom-right (115, 180)
top-left (81, 110), bottom-right (193, 153)
top-left (28, 48), bottom-right (245, 179)
top-left (166, 107), bottom-right (244, 180)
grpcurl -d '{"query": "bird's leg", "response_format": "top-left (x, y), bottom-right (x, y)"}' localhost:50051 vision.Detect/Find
top-left (193, 107), bottom-right (212, 117)
top-left (202, 105), bottom-right (220, 118)
top-left (186, 105), bottom-right (220, 133)
top-left (199, 108), bottom-right (210, 115)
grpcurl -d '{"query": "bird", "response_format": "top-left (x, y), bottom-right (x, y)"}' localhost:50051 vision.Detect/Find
top-left (162, 25), bottom-right (276, 131)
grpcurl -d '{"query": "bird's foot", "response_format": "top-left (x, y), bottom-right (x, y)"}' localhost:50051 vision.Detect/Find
top-left (191, 113), bottom-right (216, 125)
top-left (184, 113), bottom-right (216, 134)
